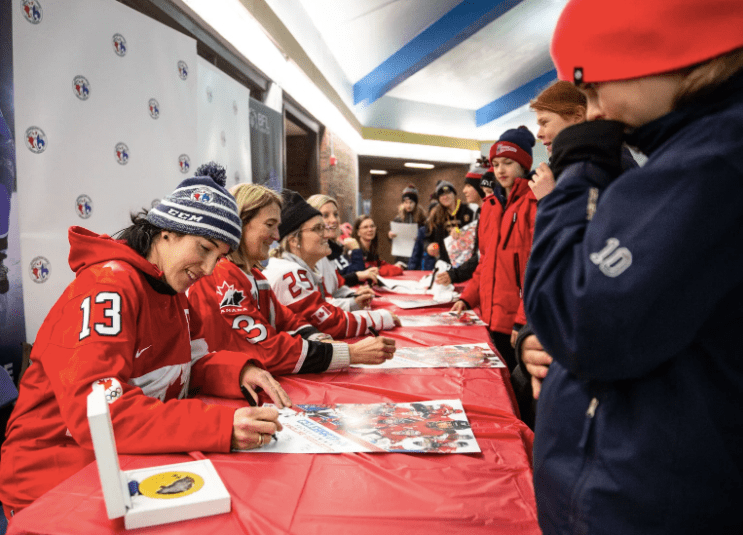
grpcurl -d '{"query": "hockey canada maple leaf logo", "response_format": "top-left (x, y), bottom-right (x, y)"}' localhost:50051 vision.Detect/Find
top-left (217, 281), bottom-right (245, 308)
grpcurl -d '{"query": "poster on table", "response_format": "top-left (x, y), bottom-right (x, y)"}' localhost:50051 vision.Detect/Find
top-left (374, 274), bottom-right (429, 294)
top-left (398, 310), bottom-right (487, 327)
top-left (353, 343), bottom-right (504, 369)
top-left (387, 296), bottom-right (458, 309)
top-left (196, 57), bottom-right (252, 187)
top-left (13, 0), bottom-right (197, 341)
top-left (241, 400), bottom-right (479, 454)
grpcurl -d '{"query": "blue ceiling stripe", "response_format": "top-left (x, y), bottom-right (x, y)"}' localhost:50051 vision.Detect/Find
top-left (353, 0), bottom-right (525, 106)
top-left (475, 69), bottom-right (557, 126)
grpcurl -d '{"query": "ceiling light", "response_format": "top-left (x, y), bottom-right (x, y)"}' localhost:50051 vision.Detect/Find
top-left (370, 169), bottom-right (388, 175)
top-left (404, 162), bottom-right (435, 169)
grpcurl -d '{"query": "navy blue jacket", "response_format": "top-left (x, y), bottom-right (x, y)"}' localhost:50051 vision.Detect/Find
top-left (524, 71), bottom-right (743, 534)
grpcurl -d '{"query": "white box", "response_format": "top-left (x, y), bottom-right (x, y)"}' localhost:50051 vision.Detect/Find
top-left (86, 386), bottom-right (231, 529)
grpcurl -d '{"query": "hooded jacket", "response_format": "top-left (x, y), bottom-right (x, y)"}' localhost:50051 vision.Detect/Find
top-left (460, 179), bottom-right (537, 335)
top-left (524, 71), bottom-right (743, 534)
top-left (0, 227), bottom-right (248, 511)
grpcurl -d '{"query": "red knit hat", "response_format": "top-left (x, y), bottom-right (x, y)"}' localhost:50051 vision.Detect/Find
top-left (551, 0), bottom-right (743, 84)
top-left (489, 127), bottom-right (535, 171)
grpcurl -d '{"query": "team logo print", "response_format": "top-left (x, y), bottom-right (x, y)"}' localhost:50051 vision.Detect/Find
top-left (206, 87), bottom-right (212, 102)
top-left (217, 281), bottom-right (245, 308)
top-left (190, 187), bottom-right (213, 203)
top-left (496, 144), bottom-right (517, 155)
top-left (138, 471), bottom-right (204, 500)
top-left (72, 75), bottom-right (90, 100)
top-left (115, 142), bottom-right (129, 165)
top-left (25, 126), bottom-right (46, 154)
top-left (312, 306), bottom-right (331, 324)
top-left (21, 0), bottom-right (42, 23)
top-left (177, 60), bottom-right (188, 80)
top-left (178, 154), bottom-right (190, 173)
top-left (93, 377), bottom-right (123, 404)
top-left (75, 194), bottom-right (93, 219)
top-left (220, 131), bottom-right (226, 147)
top-left (29, 256), bottom-right (51, 283)
top-left (148, 98), bottom-right (159, 119)
top-left (112, 33), bottom-right (127, 56)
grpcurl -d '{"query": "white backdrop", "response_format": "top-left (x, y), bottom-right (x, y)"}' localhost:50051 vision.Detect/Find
top-left (14, 0), bottom-right (198, 341)
top-left (197, 56), bottom-right (252, 188)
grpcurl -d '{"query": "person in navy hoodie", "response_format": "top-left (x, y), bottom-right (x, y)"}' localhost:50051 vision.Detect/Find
top-left (523, 0), bottom-right (743, 533)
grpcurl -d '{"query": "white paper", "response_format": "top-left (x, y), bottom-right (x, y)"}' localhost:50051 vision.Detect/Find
top-left (239, 400), bottom-right (480, 454)
top-left (390, 222), bottom-right (419, 257)
top-left (399, 311), bottom-right (487, 327)
top-left (353, 343), bottom-right (504, 369)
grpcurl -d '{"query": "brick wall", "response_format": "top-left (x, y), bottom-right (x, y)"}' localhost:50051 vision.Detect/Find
top-left (319, 129), bottom-right (358, 226)
top-left (360, 164), bottom-right (469, 264)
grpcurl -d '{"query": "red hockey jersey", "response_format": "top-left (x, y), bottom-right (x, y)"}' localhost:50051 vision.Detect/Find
top-left (0, 227), bottom-right (251, 511)
top-left (187, 259), bottom-right (351, 375)
top-left (263, 254), bottom-right (395, 338)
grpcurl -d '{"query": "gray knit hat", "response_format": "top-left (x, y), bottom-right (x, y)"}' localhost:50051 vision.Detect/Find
top-left (435, 180), bottom-right (456, 198)
top-left (401, 184), bottom-right (419, 203)
top-left (146, 162), bottom-right (242, 250)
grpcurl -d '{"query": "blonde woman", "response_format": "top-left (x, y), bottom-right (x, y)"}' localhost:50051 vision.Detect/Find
top-left (307, 194), bottom-right (376, 310)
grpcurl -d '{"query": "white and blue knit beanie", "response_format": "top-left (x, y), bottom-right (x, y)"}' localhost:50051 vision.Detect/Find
top-left (146, 162), bottom-right (242, 250)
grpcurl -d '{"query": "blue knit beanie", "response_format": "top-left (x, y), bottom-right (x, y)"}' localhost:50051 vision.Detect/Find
top-left (146, 162), bottom-right (242, 250)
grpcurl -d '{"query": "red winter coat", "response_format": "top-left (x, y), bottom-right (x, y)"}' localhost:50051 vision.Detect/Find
top-left (188, 259), bottom-right (351, 375)
top-left (460, 178), bottom-right (537, 334)
top-left (0, 227), bottom-right (249, 511)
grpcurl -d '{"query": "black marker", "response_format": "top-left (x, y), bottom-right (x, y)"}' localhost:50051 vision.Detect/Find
top-left (368, 326), bottom-right (380, 337)
top-left (241, 385), bottom-right (279, 441)
top-left (240, 385), bottom-right (257, 407)
top-left (428, 267), bottom-right (439, 290)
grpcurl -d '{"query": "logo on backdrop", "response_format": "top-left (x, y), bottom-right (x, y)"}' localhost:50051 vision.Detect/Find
top-left (25, 126), bottom-right (46, 154)
top-left (249, 109), bottom-right (270, 135)
top-left (234, 171), bottom-right (240, 185)
top-left (112, 33), bottom-right (127, 56)
top-left (22, 0), bottom-right (43, 24)
top-left (115, 142), bottom-right (129, 165)
top-left (178, 154), bottom-right (190, 173)
top-left (191, 188), bottom-right (213, 203)
top-left (206, 87), bottom-right (212, 102)
top-left (177, 60), bottom-right (188, 80)
top-left (29, 256), bottom-right (51, 284)
top-left (148, 98), bottom-right (159, 119)
top-left (75, 195), bottom-right (93, 219)
top-left (233, 101), bottom-right (238, 115)
top-left (72, 75), bottom-right (90, 100)
top-left (220, 131), bottom-right (226, 147)
top-left (151, 198), bottom-right (160, 209)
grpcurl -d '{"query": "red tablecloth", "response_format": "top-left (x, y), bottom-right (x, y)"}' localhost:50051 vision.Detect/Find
top-left (7, 274), bottom-right (539, 535)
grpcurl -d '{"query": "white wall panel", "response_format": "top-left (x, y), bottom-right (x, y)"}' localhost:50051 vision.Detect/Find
top-left (196, 56), bottom-right (252, 187)
top-left (14, 0), bottom-right (197, 341)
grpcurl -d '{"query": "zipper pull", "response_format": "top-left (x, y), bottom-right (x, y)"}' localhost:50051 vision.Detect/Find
top-left (586, 397), bottom-right (599, 417)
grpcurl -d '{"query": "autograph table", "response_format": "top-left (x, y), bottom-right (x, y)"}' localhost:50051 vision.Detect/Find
top-left (6, 273), bottom-right (539, 535)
